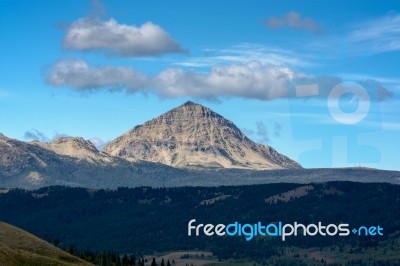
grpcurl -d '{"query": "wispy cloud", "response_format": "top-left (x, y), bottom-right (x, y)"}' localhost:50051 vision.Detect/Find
top-left (243, 121), bottom-right (283, 143)
top-left (24, 129), bottom-right (49, 142)
top-left (24, 129), bottom-right (69, 142)
top-left (262, 11), bottom-right (324, 35)
top-left (23, 129), bottom-right (108, 148)
top-left (175, 44), bottom-right (315, 68)
top-left (349, 13), bottom-right (400, 54)
top-left (273, 122), bottom-right (283, 137)
top-left (256, 121), bottom-right (269, 143)
top-left (308, 13), bottom-right (400, 57)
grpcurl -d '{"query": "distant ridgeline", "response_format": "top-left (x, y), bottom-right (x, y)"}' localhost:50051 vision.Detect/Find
top-left (1, 102), bottom-right (400, 189)
top-left (0, 182), bottom-right (399, 264)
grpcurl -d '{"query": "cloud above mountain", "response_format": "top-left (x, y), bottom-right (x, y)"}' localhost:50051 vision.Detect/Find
top-left (153, 61), bottom-right (300, 100)
top-left (47, 59), bottom-right (301, 99)
top-left (47, 59), bottom-right (392, 102)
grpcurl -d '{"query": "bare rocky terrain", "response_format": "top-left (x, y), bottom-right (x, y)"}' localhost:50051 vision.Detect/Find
top-left (103, 101), bottom-right (300, 170)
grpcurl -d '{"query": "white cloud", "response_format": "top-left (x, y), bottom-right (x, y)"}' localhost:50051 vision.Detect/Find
top-left (47, 59), bottom-right (148, 91)
top-left (263, 11), bottom-right (323, 34)
top-left (63, 18), bottom-right (185, 57)
top-left (46, 59), bottom-right (393, 102)
top-left (154, 61), bottom-right (301, 100)
top-left (349, 13), bottom-right (400, 53)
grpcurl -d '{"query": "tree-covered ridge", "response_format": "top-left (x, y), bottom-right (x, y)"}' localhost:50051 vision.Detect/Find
top-left (0, 182), bottom-right (399, 264)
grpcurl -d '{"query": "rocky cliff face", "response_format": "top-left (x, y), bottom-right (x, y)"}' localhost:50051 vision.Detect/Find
top-left (103, 101), bottom-right (301, 170)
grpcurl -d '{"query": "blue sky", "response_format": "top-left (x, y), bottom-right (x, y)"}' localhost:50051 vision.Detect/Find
top-left (1, 0), bottom-right (399, 170)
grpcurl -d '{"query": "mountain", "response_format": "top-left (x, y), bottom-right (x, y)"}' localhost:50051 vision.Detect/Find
top-left (104, 101), bottom-right (301, 170)
top-left (0, 133), bottom-right (183, 189)
top-left (32, 137), bottom-right (115, 164)
top-left (0, 221), bottom-right (91, 265)
top-left (2, 100), bottom-right (400, 190)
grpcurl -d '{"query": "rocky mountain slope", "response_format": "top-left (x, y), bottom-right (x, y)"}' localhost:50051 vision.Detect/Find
top-left (0, 133), bottom-right (181, 189)
top-left (103, 101), bottom-right (301, 170)
top-left (32, 137), bottom-right (115, 164)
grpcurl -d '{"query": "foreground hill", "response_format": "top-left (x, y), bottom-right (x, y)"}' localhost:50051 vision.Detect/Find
top-left (0, 221), bottom-right (91, 266)
top-left (103, 101), bottom-right (301, 170)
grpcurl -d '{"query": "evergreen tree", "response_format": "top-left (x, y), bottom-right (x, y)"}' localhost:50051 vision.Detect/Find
top-left (167, 259), bottom-right (171, 266)
top-left (151, 257), bottom-right (157, 266)
top-left (161, 258), bottom-right (165, 266)
top-left (116, 254), bottom-right (121, 266)
top-left (122, 254), bottom-right (128, 264)
top-left (129, 255), bottom-right (136, 265)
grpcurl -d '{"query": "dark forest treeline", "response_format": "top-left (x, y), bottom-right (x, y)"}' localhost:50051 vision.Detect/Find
top-left (0, 182), bottom-right (399, 263)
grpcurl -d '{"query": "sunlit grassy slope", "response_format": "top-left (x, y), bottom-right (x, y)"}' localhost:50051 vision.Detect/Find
top-left (0, 221), bottom-right (92, 266)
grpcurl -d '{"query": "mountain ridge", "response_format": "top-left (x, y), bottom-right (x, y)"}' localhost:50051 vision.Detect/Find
top-left (0, 132), bottom-right (399, 189)
top-left (32, 136), bottom-right (116, 165)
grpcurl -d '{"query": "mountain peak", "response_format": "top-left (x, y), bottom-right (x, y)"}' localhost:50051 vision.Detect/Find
top-left (179, 100), bottom-right (208, 109)
top-left (51, 136), bottom-right (98, 152)
top-left (176, 100), bottom-right (214, 113)
top-left (104, 102), bottom-right (301, 170)
top-left (182, 100), bottom-right (196, 106)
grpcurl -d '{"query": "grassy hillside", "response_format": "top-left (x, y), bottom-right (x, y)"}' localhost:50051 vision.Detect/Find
top-left (0, 222), bottom-right (92, 266)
